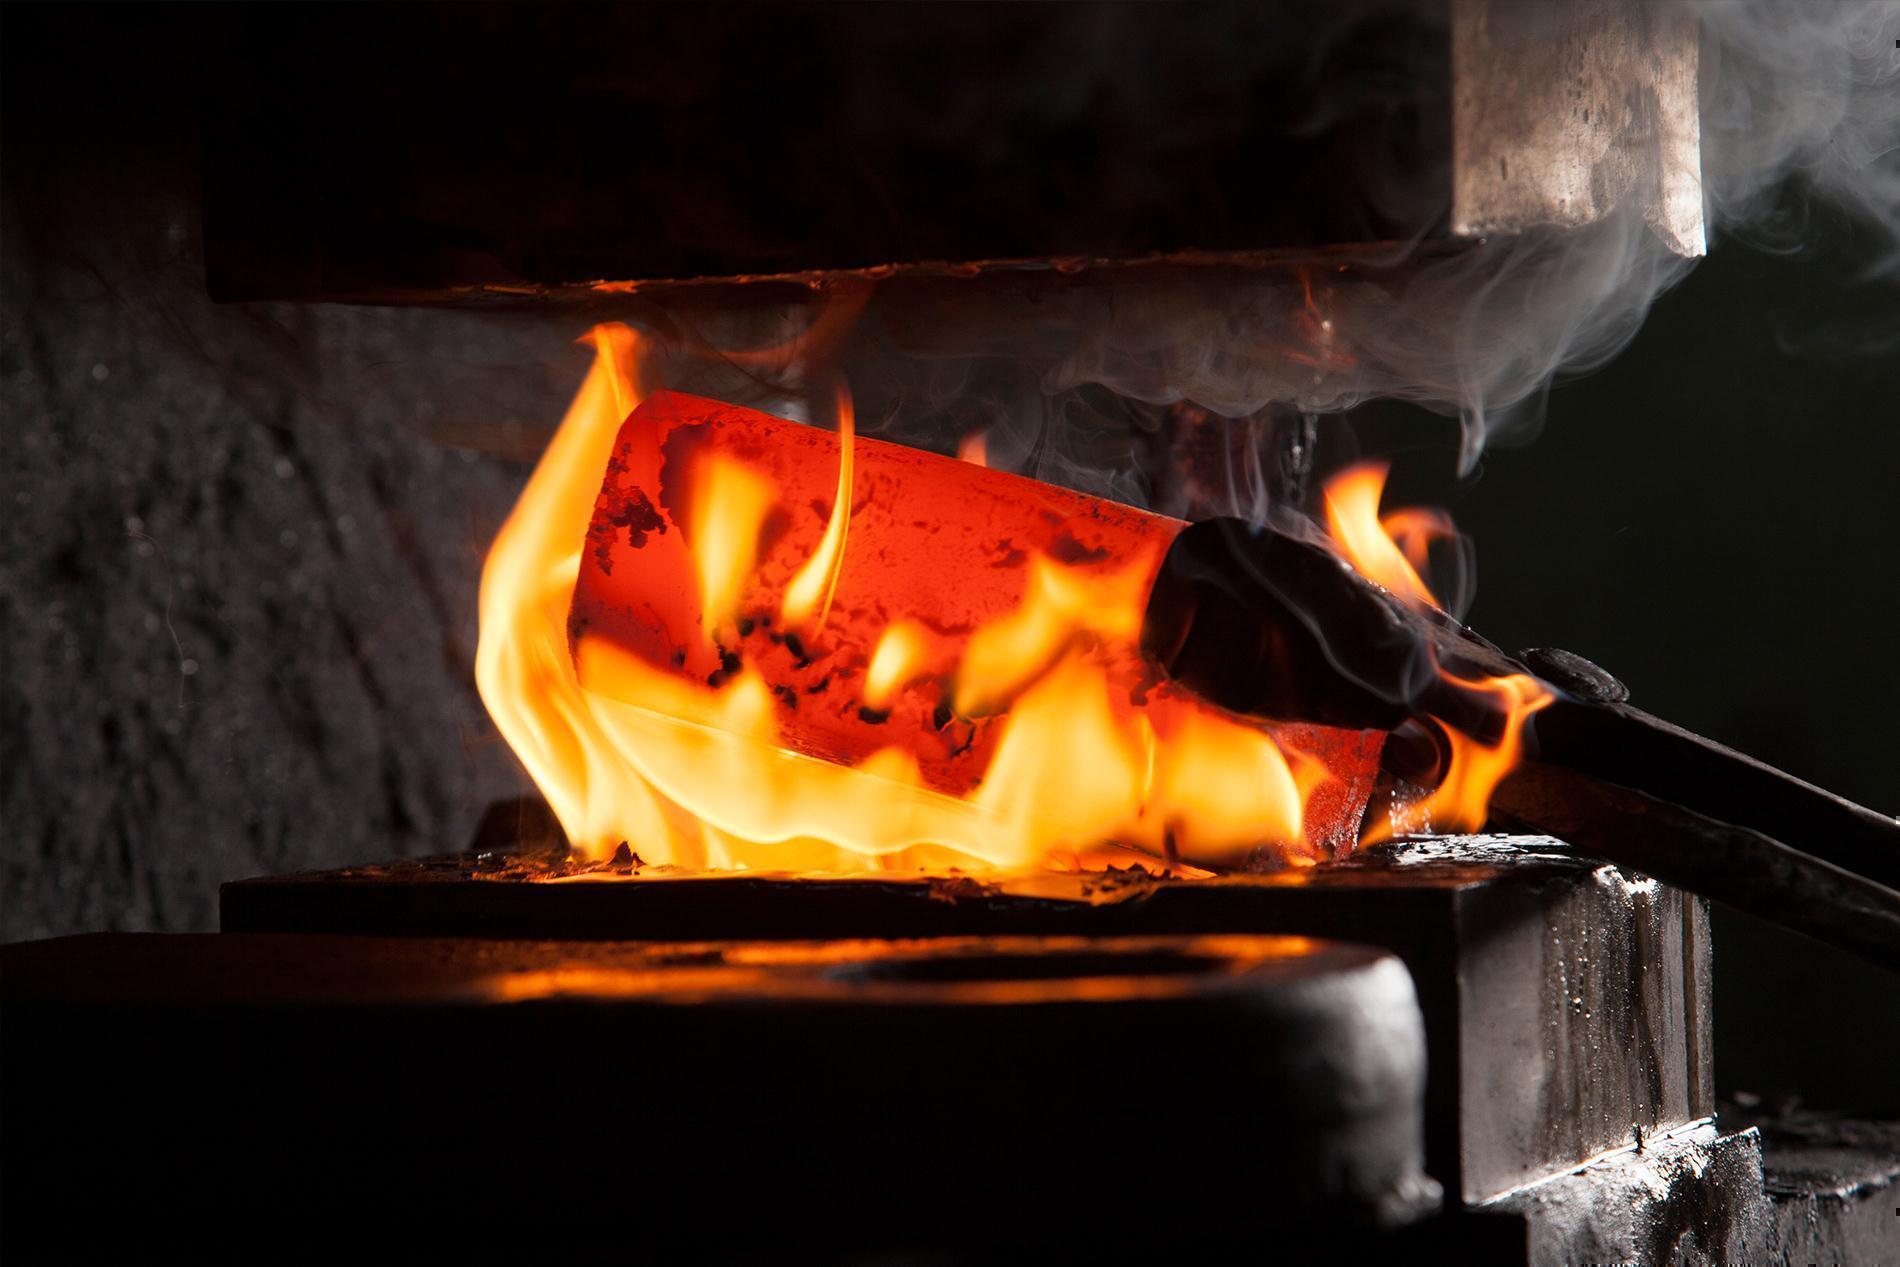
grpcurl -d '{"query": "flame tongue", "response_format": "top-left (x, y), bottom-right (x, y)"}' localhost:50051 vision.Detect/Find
top-left (1322, 463), bottom-right (1445, 611)
top-left (778, 382), bottom-right (855, 633)
top-left (1316, 464), bottom-right (1554, 840)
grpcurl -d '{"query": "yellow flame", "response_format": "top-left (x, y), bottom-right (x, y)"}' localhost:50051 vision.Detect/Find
top-left (780, 382), bottom-right (855, 632)
top-left (1142, 706), bottom-right (1306, 863)
top-left (1367, 672), bottom-right (1553, 842)
top-left (474, 325), bottom-right (677, 856)
top-left (1323, 462), bottom-right (1441, 609)
top-left (863, 619), bottom-right (936, 711)
top-left (1378, 506), bottom-right (1457, 578)
top-left (690, 454), bottom-right (776, 643)
top-left (573, 633), bottom-right (1012, 866)
top-left (971, 653), bottom-right (1148, 852)
top-left (1322, 461), bottom-right (1552, 842)
top-left (478, 325), bottom-right (1329, 873)
top-left (954, 552), bottom-right (1152, 717)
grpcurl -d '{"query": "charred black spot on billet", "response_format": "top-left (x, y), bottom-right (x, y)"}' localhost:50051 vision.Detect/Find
top-left (805, 672), bottom-right (833, 695)
top-left (856, 706), bottom-right (889, 725)
top-left (706, 648), bottom-right (744, 689)
top-left (736, 616), bottom-right (756, 638)
top-left (612, 489), bottom-right (666, 549)
top-left (780, 631), bottom-right (812, 667)
top-left (772, 685), bottom-right (800, 712)
top-left (1047, 529), bottom-right (1111, 566)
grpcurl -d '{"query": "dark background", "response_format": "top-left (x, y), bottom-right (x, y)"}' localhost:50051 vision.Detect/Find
top-left (3, 4), bottom-right (1895, 1110)
top-left (1451, 211), bottom-right (1900, 1113)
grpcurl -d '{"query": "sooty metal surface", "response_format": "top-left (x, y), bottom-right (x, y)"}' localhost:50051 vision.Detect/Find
top-left (1725, 1106), bottom-right (1900, 1264)
top-left (195, 1), bottom-right (1701, 302)
top-left (2, 932), bottom-right (1431, 1262)
top-left (225, 828), bottom-right (1712, 1204)
top-left (1479, 1123), bottom-right (1768, 1267)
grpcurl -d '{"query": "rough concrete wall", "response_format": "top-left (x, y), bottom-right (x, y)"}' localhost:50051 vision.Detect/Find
top-left (0, 236), bottom-right (602, 938)
top-left (9, 322), bottom-right (500, 937)
top-left (0, 6), bottom-right (600, 937)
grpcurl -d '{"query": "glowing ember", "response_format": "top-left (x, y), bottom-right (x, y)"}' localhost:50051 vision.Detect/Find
top-left (477, 325), bottom-right (1385, 872)
top-left (476, 322), bottom-right (1547, 875)
top-left (567, 386), bottom-right (1382, 870)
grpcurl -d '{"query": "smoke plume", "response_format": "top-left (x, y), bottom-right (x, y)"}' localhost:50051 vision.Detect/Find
top-left (626, 1), bottom-right (1898, 522)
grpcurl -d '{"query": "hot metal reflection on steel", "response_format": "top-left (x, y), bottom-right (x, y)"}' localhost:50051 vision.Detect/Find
top-left (480, 934), bottom-right (1327, 1007)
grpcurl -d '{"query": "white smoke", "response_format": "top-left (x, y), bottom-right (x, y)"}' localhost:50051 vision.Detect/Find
top-left (629, 1), bottom-right (1900, 509)
top-left (1702, 0), bottom-right (1900, 270)
top-left (1032, 1), bottom-right (1900, 473)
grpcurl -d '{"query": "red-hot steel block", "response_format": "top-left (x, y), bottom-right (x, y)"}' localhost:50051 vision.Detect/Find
top-left (568, 391), bottom-right (1382, 857)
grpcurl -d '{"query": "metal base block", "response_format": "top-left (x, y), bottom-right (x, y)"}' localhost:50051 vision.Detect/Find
top-left (3, 931), bottom-right (1434, 1261)
top-left (1481, 1123), bottom-right (1768, 1266)
top-left (1730, 1107), bottom-right (1900, 1265)
top-left (225, 834), bottom-right (1713, 1203)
